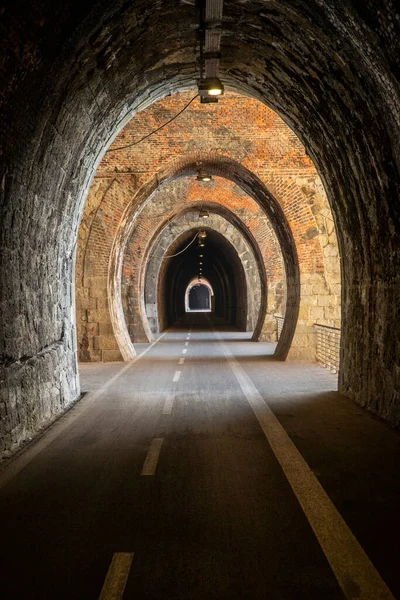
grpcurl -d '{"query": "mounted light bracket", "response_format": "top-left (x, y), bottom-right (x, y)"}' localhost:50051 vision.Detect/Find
top-left (196, 173), bottom-right (213, 181)
top-left (198, 77), bottom-right (224, 97)
top-left (199, 207), bottom-right (210, 219)
top-left (200, 96), bottom-right (218, 104)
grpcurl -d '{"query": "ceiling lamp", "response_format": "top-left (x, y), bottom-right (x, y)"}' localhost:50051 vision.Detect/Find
top-left (196, 162), bottom-right (212, 182)
top-left (199, 207), bottom-right (210, 219)
top-left (198, 231), bottom-right (206, 248)
top-left (196, 172), bottom-right (212, 182)
top-left (198, 76), bottom-right (224, 98)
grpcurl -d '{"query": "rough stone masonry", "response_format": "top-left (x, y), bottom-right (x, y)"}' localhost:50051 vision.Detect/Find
top-left (1, 1), bottom-right (399, 457)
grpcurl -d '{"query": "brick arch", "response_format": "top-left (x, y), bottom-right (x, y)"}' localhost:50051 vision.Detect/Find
top-left (82, 94), bottom-right (339, 363)
top-left (108, 153), bottom-right (299, 361)
top-left (119, 182), bottom-right (286, 348)
top-left (141, 210), bottom-right (266, 341)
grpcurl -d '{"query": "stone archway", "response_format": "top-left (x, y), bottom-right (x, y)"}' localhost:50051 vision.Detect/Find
top-left (140, 210), bottom-right (266, 342)
top-left (108, 154), bottom-right (299, 361)
top-left (185, 280), bottom-right (214, 312)
top-left (188, 285), bottom-right (211, 310)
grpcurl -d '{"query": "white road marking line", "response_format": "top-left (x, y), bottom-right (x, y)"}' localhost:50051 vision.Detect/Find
top-left (182, 349), bottom-right (187, 354)
top-left (172, 370), bottom-right (181, 383)
top-left (98, 552), bottom-right (134, 600)
top-left (185, 341), bottom-right (189, 346)
top-left (216, 332), bottom-right (394, 600)
top-left (0, 331), bottom-right (169, 490)
top-left (179, 358), bottom-right (185, 365)
top-left (141, 438), bottom-right (164, 476)
top-left (162, 393), bottom-right (175, 415)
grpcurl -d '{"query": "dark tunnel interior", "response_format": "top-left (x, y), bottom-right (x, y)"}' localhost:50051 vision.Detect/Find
top-left (158, 228), bottom-right (248, 330)
top-left (188, 284), bottom-right (211, 311)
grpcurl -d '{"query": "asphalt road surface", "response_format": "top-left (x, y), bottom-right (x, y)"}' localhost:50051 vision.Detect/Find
top-left (0, 322), bottom-right (399, 599)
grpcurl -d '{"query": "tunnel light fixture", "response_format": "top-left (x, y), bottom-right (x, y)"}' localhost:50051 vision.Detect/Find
top-left (196, 172), bottom-right (212, 182)
top-left (196, 162), bottom-right (212, 183)
top-left (198, 231), bottom-right (207, 248)
top-left (199, 207), bottom-right (210, 219)
top-left (198, 77), bottom-right (224, 98)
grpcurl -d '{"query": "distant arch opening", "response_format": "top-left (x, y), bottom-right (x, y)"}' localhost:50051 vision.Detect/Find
top-left (186, 282), bottom-right (213, 312)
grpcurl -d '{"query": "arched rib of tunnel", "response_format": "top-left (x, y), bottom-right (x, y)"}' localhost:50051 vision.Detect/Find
top-left (158, 229), bottom-right (248, 331)
top-left (1, 0), bottom-right (399, 453)
top-left (109, 155), bottom-right (297, 363)
top-left (139, 205), bottom-right (267, 345)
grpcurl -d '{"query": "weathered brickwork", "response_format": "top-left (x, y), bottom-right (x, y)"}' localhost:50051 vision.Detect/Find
top-left (1, 1), bottom-right (399, 455)
top-left (77, 177), bottom-right (283, 358)
top-left (77, 93), bottom-right (340, 362)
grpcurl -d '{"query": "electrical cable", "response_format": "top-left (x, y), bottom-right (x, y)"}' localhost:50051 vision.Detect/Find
top-left (164, 233), bottom-right (199, 258)
top-left (106, 94), bottom-right (199, 153)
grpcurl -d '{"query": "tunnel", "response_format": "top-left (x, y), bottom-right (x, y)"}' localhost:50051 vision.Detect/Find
top-left (187, 284), bottom-right (211, 311)
top-left (158, 228), bottom-right (248, 331)
top-left (0, 0), bottom-right (400, 598)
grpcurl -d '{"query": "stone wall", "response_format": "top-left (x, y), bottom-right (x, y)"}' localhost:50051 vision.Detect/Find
top-left (2, 0), bottom-right (398, 456)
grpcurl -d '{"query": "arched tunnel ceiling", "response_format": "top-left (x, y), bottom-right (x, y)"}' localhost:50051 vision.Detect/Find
top-left (89, 92), bottom-right (339, 364)
top-left (159, 227), bottom-right (249, 331)
top-left (1, 0), bottom-right (399, 455)
top-left (108, 156), bottom-right (302, 363)
top-left (139, 206), bottom-right (268, 344)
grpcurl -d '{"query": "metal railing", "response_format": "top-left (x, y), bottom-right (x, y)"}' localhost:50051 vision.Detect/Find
top-left (275, 315), bottom-right (284, 340)
top-left (314, 323), bottom-right (341, 373)
top-left (275, 316), bottom-right (341, 372)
